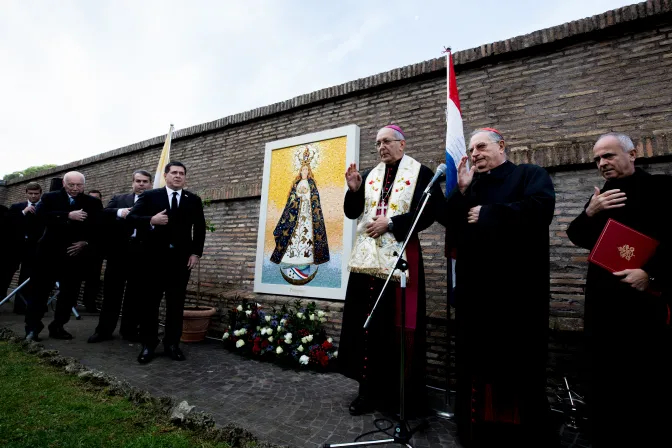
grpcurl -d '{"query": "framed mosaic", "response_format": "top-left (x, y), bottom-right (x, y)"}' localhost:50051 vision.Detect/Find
top-left (253, 125), bottom-right (360, 300)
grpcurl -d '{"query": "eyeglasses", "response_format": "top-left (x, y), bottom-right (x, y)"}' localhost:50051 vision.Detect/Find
top-left (375, 139), bottom-right (402, 149)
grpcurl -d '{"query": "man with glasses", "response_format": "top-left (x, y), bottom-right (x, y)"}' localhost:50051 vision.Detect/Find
top-left (25, 171), bottom-right (103, 341)
top-left (339, 124), bottom-right (442, 417)
top-left (438, 128), bottom-right (556, 447)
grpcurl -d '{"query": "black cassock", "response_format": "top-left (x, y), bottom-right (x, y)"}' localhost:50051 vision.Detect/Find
top-left (440, 161), bottom-right (555, 447)
top-left (567, 168), bottom-right (672, 447)
top-left (339, 158), bottom-right (441, 416)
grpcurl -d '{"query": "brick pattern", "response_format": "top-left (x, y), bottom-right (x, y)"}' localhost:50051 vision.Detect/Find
top-left (3, 1), bottom-right (672, 387)
top-left (3, 1), bottom-right (671, 187)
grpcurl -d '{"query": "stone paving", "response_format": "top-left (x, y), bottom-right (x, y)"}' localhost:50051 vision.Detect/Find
top-left (0, 307), bottom-right (590, 447)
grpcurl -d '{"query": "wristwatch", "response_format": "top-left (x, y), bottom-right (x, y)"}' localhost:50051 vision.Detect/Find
top-left (387, 219), bottom-right (394, 232)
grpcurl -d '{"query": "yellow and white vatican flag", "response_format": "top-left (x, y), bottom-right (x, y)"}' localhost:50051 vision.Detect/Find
top-left (153, 124), bottom-right (174, 188)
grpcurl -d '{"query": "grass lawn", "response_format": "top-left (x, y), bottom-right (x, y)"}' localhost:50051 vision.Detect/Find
top-left (0, 341), bottom-right (231, 448)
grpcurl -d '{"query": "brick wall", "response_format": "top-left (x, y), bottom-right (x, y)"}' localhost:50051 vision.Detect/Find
top-left (3, 1), bottom-right (672, 385)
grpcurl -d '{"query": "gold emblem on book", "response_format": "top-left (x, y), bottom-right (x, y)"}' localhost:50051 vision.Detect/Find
top-left (618, 244), bottom-right (635, 261)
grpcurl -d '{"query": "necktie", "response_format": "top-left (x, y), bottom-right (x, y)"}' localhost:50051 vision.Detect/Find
top-left (170, 192), bottom-right (178, 247)
top-left (131, 196), bottom-right (139, 238)
top-left (69, 197), bottom-right (75, 205)
top-left (171, 192), bottom-right (178, 213)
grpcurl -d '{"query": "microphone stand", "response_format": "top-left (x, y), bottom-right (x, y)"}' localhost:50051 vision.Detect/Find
top-left (324, 187), bottom-right (435, 448)
top-left (0, 278), bottom-right (30, 308)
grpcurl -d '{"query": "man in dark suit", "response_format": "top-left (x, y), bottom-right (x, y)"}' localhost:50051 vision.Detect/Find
top-left (88, 170), bottom-right (153, 343)
top-left (8, 182), bottom-right (44, 314)
top-left (128, 161), bottom-right (206, 363)
top-left (80, 189), bottom-right (104, 312)
top-left (25, 171), bottom-right (103, 341)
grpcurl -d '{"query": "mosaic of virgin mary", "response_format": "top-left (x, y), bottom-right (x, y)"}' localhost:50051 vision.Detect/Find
top-left (270, 146), bottom-right (330, 285)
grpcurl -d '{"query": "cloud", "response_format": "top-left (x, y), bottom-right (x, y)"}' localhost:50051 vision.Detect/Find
top-left (0, 0), bottom-right (637, 178)
top-left (327, 15), bottom-right (385, 64)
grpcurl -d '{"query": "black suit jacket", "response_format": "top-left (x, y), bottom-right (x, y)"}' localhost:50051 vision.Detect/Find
top-left (103, 193), bottom-right (137, 252)
top-left (127, 188), bottom-right (206, 257)
top-left (35, 189), bottom-right (103, 253)
top-left (10, 201), bottom-right (45, 245)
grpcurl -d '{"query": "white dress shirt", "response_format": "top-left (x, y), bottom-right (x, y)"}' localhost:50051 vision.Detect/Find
top-left (166, 187), bottom-right (182, 207)
top-left (117, 194), bottom-right (140, 237)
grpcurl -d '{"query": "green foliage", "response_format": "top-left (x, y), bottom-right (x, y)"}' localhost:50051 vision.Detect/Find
top-left (3, 164), bottom-right (57, 181)
top-left (202, 197), bottom-right (216, 232)
top-left (0, 342), bottom-right (231, 448)
top-left (222, 298), bottom-right (338, 370)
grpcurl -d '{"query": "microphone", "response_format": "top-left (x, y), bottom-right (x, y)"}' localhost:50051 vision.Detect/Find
top-left (423, 163), bottom-right (447, 194)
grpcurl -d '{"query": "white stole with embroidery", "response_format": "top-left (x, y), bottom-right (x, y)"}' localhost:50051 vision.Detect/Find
top-left (347, 155), bottom-right (421, 282)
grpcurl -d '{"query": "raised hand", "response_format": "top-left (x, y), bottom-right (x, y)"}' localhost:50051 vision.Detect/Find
top-left (586, 187), bottom-right (626, 217)
top-left (457, 156), bottom-right (476, 194)
top-left (345, 162), bottom-right (362, 192)
top-left (68, 209), bottom-right (88, 221)
top-left (23, 204), bottom-right (36, 214)
top-left (150, 209), bottom-right (169, 226)
top-left (119, 207), bottom-right (131, 219)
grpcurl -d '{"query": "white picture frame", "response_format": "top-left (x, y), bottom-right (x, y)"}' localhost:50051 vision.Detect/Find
top-left (253, 124), bottom-right (360, 300)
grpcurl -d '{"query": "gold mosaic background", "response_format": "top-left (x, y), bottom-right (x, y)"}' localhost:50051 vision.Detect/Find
top-left (264, 136), bottom-right (348, 255)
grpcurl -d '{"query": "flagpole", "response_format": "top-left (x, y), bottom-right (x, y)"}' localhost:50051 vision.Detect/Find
top-left (444, 48), bottom-right (454, 419)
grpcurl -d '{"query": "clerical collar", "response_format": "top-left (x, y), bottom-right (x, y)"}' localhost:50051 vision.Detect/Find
top-left (385, 157), bottom-right (403, 169)
top-left (603, 167), bottom-right (648, 190)
top-left (475, 160), bottom-right (514, 180)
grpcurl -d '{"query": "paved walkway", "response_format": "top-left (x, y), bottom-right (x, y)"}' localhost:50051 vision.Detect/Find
top-left (0, 308), bottom-right (590, 447)
top-left (0, 309), bottom-right (459, 448)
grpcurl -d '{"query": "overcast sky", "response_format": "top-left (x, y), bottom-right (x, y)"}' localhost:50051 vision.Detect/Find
top-left (0, 0), bottom-right (634, 178)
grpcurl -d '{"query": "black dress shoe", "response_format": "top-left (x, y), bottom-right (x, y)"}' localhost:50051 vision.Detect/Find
top-left (25, 331), bottom-right (41, 342)
top-left (349, 395), bottom-right (374, 416)
top-left (48, 326), bottom-right (73, 340)
top-left (87, 332), bottom-right (112, 343)
top-left (137, 345), bottom-right (155, 364)
top-left (164, 344), bottom-right (186, 361)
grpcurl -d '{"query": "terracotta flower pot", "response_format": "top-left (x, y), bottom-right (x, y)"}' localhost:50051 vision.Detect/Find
top-left (181, 306), bottom-right (217, 342)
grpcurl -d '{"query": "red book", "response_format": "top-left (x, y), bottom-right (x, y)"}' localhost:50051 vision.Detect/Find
top-left (588, 218), bottom-right (661, 296)
top-left (589, 219), bottom-right (659, 272)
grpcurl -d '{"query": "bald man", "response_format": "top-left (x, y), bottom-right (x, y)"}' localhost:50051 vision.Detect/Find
top-left (25, 171), bottom-right (103, 341)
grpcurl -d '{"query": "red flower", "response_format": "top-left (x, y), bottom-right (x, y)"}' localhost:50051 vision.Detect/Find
top-left (405, 180), bottom-right (411, 185)
top-left (261, 340), bottom-right (269, 348)
top-left (252, 343), bottom-right (261, 355)
top-left (322, 341), bottom-right (333, 350)
top-left (369, 180), bottom-right (374, 184)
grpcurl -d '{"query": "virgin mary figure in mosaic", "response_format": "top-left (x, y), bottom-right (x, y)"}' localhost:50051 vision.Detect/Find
top-left (270, 145), bottom-right (330, 285)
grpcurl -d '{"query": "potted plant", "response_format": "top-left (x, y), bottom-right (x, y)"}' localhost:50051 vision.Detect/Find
top-left (181, 198), bottom-right (217, 342)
